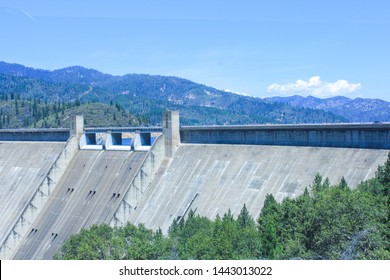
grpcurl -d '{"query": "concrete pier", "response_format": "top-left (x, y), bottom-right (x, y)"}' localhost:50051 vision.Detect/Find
top-left (163, 111), bottom-right (180, 158)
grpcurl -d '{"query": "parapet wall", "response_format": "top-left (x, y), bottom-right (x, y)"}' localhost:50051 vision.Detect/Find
top-left (180, 123), bottom-right (390, 149)
top-left (3, 122), bottom-right (390, 149)
top-left (0, 129), bottom-right (70, 142)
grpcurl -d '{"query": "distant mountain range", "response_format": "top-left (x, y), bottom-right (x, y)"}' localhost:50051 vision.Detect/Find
top-left (0, 61), bottom-right (389, 127)
top-left (264, 95), bottom-right (390, 123)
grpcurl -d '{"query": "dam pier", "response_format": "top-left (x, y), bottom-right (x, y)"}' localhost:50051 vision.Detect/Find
top-left (0, 111), bottom-right (389, 259)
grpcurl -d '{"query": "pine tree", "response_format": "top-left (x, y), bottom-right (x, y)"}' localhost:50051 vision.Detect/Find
top-left (15, 99), bottom-right (19, 115)
top-left (237, 204), bottom-right (254, 228)
top-left (339, 177), bottom-right (348, 189)
top-left (311, 173), bottom-right (323, 192)
top-left (376, 152), bottom-right (390, 191)
top-left (257, 194), bottom-right (282, 259)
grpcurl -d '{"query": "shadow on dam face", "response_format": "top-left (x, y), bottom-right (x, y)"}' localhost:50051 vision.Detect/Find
top-left (127, 144), bottom-right (389, 233)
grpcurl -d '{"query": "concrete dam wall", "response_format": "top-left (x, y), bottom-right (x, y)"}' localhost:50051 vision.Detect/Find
top-left (127, 144), bottom-right (389, 233)
top-left (0, 112), bottom-right (389, 259)
top-left (4, 133), bottom-right (165, 260)
top-left (0, 142), bottom-right (66, 255)
top-left (180, 123), bottom-right (390, 149)
top-left (12, 150), bottom-right (148, 259)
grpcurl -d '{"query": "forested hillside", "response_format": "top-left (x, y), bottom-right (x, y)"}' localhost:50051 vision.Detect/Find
top-left (2, 61), bottom-right (389, 127)
top-left (0, 93), bottom-right (146, 128)
top-left (55, 153), bottom-right (390, 260)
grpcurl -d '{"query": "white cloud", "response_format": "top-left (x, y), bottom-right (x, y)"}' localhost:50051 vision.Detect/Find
top-left (223, 89), bottom-right (250, 97)
top-left (267, 76), bottom-right (361, 98)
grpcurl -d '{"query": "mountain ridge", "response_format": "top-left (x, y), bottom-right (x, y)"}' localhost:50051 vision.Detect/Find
top-left (264, 95), bottom-right (390, 122)
top-left (1, 61), bottom-right (388, 127)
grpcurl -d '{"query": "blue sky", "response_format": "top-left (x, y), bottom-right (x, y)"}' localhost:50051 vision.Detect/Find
top-left (1, 0), bottom-right (389, 100)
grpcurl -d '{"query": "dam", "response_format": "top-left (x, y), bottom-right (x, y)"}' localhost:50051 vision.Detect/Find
top-left (0, 111), bottom-right (389, 259)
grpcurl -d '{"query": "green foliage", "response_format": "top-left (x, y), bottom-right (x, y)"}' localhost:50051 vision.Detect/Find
top-left (360, 152), bottom-right (390, 253)
top-left (375, 152), bottom-right (390, 197)
top-left (310, 173), bottom-right (330, 193)
top-left (270, 173), bottom-right (389, 260)
top-left (257, 194), bottom-right (282, 259)
top-left (56, 223), bottom-right (172, 260)
top-left (0, 97), bottom-right (145, 128)
top-left (55, 224), bottom-right (116, 260)
top-left (237, 204), bottom-right (255, 228)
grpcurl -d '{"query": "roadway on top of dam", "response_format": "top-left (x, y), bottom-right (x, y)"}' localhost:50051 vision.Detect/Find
top-left (1, 122), bottom-right (389, 134)
top-left (86, 122), bottom-right (390, 133)
top-left (180, 122), bottom-right (390, 131)
top-left (85, 126), bottom-right (163, 133)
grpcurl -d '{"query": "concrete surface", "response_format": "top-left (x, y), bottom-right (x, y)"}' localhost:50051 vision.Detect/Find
top-left (0, 137), bottom-right (79, 259)
top-left (12, 150), bottom-right (148, 259)
top-left (0, 142), bottom-right (65, 252)
top-left (2, 117), bottom-right (390, 260)
top-left (0, 129), bottom-right (70, 142)
top-left (163, 111), bottom-right (180, 158)
top-left (70, 115), bottom-right (84, 137)
top-left (180, 123), bottom-right (390, 149)
top-left (110, 135), bottom-right (166, 227)
top-left (128, 144), bottom-right (389, 233)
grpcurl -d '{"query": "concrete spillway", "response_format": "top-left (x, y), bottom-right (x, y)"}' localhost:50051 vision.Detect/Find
top-left (12, 150), bottom-right (148, 259)
top-left (128, 144), bottom-right (389, 233)
top-left (0, 142), bottom-right (65, 249)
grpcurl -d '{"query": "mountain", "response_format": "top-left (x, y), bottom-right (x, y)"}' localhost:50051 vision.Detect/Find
top-left (0, 61), bottom-right (349, 128)
top-left (264, 95), bottom-right (390, 122)
top-left (0, 62), bottom-right (111, 84)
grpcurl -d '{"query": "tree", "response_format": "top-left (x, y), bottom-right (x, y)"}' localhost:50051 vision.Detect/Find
top-left (56, 224), bottom-right (115, 260)
top-left (212, 212), bottom-right (238, 259)
top-left (311, 173), bottom-right (330, 193)
top-left (257, 194), bottom-right (282, 259)
top-left (339, 177), bottom-right (348, 189)
top-left (15, 99), bottom-right (19, 115)
top-left (376, 152), bottom-right (390, 196)
top-left (235, 205), bottom-right (261, 259)
top-left (237, 204), bottom-right (254, 228)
